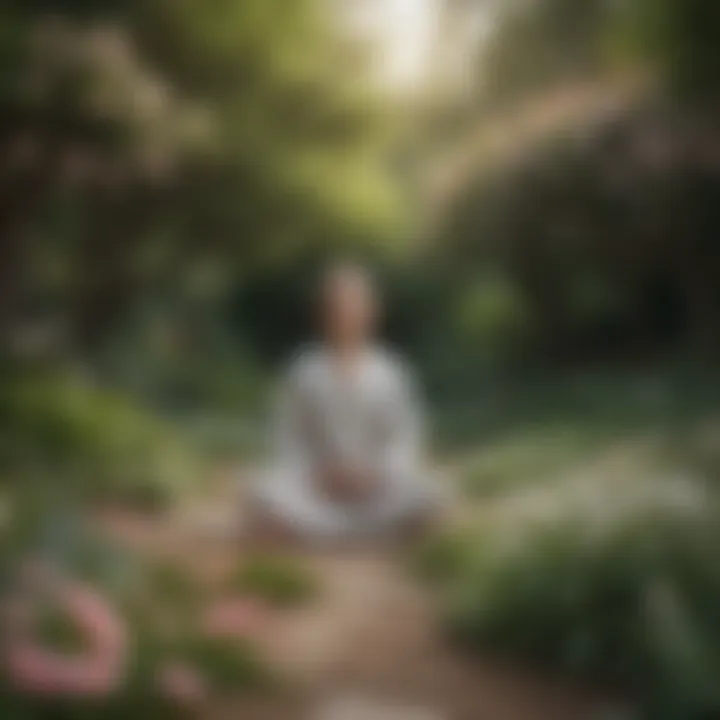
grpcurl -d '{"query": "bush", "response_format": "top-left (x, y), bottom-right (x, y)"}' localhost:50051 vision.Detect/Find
top-left (0, 368), bottom-right (200, 510)
top-left (454, 275), bottom-right (529, 359)
top-left (0, 519), bottom-right (275, 720)
top-left (423, 454), bottom-right (720, 719)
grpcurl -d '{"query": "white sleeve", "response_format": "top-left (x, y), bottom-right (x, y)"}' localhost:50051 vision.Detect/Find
top-left (273, 362), bottom-right (314, 478)
top-left (375, 361), bottom-right (424, 485)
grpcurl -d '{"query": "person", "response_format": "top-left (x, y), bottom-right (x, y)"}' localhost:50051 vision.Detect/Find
top-left (248, 262), bottom-right (443, 545)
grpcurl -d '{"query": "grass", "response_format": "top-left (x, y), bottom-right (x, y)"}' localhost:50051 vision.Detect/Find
top-left (434, 363), bottom-right (720, 454)
top-left (457, 424), bottom-right (615, 497)
top-left (433, 364), bottom-right (720, 503)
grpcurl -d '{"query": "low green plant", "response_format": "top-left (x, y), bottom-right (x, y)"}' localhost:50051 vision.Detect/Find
top-left (428, 463), bottom-right (720, 719)
top-left (412, 528), bottom-right (479, 586)
top-left (460, 427), bottom-right (606, 497)
top-left (227, 554), bottom-right (318, 607)
top-left (0, 368), bottom-right (201, 510)
top-left (0, 500), bottom-right (276, 720)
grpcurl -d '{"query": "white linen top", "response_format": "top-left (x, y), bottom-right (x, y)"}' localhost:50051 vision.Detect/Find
top-left (256, 344), bottom-right (436, 538)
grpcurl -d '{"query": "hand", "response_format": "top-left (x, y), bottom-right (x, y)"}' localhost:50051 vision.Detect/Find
top-left (319, 464), bottom-right (379, 503)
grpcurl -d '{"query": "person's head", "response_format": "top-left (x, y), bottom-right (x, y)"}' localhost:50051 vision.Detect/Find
top-left (318, 261), bottom-right (379, 351)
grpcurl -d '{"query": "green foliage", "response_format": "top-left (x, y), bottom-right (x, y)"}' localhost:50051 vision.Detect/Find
top-left (454, 274), bottom-right (528, 356)
top-left (0, 627), bottom-right (273, 720)
top-left (433, 363), bottom-right (720, 457)
top-left (443, 99), bottom-right (720, 359)
top-left (0, 367), bottom-right (200, 509)
top-left (0, 514), bottom-right (275, 720)
top-left (460, 427), bottom-right (606, 498)
top-left (412, 529), bottom-right (478, 587)
top-left (426, 451), bottom-right (720, 718)
top-left (227, 554), bottom-right (318, 607)
top-left (481, 0), bottom-right (614, 102)
top-left (435, 0), bottom-right (720, 374)
top-left (0, 0), bottom-right (404, 364)
top-left (144, 560), bottom-right (206, 614)
top-left (171, 635), bottom-right (274, 694)
top-left (479, 0), bottom-right (720, 102)
top-left (621, 0), bottom-right (720, 99)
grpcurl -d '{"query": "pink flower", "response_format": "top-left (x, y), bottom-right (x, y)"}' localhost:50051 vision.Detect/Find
top-left (6, 643), bottom-right (121, 696)
top-left (62, 584), bottom-right (126, 658)
top-left (3, 580), bottom-right (127, 698)
top-left (201, 597), bottom-right (268, 639)
top-left (156, 661), bottom-right (207, 707)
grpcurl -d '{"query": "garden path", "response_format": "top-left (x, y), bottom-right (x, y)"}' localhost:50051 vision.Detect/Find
top-left (98, 481), bottom-right (613, 720)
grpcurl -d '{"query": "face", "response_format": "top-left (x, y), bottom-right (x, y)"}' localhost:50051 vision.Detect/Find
top-left (321, 268), bottom-right (378, 349)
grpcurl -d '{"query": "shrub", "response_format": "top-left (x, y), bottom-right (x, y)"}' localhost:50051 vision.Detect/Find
top-left (426, 459), bottom-right (720, 719)
top-left (0, 526), bottom-right (275, 720)
top-left (0, 369), bottom-right (200, 510)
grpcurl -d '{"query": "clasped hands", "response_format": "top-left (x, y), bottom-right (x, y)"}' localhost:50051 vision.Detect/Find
top-left (317, 462), bottom-right (380, 504)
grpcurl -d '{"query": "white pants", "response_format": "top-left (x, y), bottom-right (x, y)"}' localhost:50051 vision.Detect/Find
top-left (249, 468), bottom-right (445, 540)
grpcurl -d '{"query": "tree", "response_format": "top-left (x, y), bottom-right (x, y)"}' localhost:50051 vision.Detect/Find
top-left (0, 0), bottom-right (403, 354)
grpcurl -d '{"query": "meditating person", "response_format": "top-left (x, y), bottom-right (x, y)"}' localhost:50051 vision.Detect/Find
top-left (249, 262), bottom-right (443, 544)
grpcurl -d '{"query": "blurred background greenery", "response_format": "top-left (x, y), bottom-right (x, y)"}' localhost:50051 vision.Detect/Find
top-left (2, 0), bottom-right (720, 718)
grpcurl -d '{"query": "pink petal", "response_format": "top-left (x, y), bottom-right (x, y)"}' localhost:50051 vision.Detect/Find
top-left (2, 580), bottom-right (127, 699)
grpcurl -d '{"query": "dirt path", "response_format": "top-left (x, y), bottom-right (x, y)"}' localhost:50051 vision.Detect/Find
top-left (246, 552), bottom-right (608, 720)
top-left (98, 500), bottom-right (611, 720)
